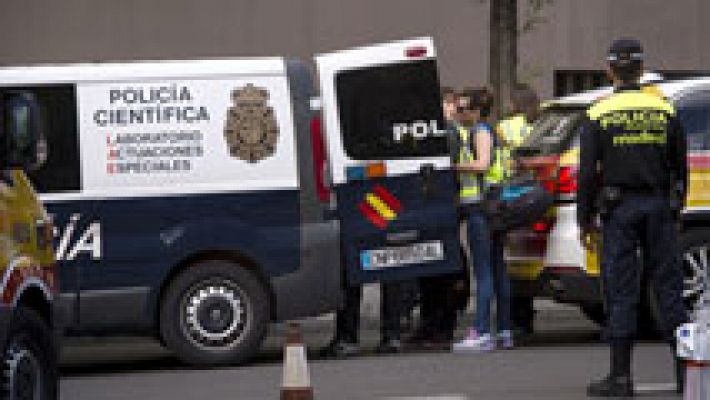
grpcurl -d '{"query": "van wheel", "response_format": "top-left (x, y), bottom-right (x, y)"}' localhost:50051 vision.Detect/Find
top-left (0, 307), bottom-right (58, 400)
top-left (160, 260), bottom-right (270, 366)
top-left (648, 229), bottom-right (709, 334)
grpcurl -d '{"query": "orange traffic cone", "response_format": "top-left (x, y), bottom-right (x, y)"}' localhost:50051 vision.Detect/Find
top-left (281, 323), bottom-right (314, 400)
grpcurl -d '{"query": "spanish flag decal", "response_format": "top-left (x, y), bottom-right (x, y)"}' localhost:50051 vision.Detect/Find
top-left (357, 185), bottom-right (402, 229)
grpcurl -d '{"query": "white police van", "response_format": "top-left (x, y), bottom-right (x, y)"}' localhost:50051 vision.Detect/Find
top-left (0, 38), bottom-right (462, 365)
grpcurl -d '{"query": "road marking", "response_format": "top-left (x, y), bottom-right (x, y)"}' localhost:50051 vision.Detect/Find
top-left (384, 395), bottom-right (469, 400)
top-left (634, 382), bottom-right (677, 393)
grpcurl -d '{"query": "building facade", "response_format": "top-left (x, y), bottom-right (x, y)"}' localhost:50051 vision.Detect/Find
top-left (0, 0), bottom-right (708, 100)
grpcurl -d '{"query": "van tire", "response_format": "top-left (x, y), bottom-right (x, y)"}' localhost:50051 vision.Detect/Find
top-left (160, 260), bottom-right (269, 366)
top-left (0, 307), bottom-right (58, 400)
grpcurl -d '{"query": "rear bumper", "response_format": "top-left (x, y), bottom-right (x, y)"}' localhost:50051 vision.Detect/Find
top-left (508, 259), bottom-right (544, 280)
top-left (506, 203), bottom-right (604, 304)
top-left (539, 268), bottom-right (601, 304)
top-left (510, 278), bottom-right (542, 298)
top-left (508, 258), bottom-right (545, 298)
top-left (506, 228), bottom-right (547, 294)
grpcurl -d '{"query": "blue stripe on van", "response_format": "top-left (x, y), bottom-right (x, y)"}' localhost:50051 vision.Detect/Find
top-left (46, 189), bottom-right (301, 294)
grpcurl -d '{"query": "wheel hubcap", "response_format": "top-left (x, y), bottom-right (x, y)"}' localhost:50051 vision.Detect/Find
top-left (3, 341), bottom-right (41, 400)
top-left (683, 245), bottom-right (709, 318)
top-left (182, 282), bottom-right (247, 349)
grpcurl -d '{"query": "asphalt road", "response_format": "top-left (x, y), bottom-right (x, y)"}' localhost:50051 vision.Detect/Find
top-left (59, 301), bottom-right (683, 400)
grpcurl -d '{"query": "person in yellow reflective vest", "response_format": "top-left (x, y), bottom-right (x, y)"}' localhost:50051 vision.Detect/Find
top-left (452, 88), bottom-right (514, 353)
top-left (495, 85), bottom-right (540, 335)
top-left (407, 88), bottom-right (471, 349)
top-left (496, 85), bottom-right (539, 150)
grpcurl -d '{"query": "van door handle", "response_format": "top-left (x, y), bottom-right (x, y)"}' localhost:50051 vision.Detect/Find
top-left (420, 163), bottom-right (435, 197)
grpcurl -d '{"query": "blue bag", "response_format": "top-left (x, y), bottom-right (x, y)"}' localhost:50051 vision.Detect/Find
top-left (482, 176), bottom-right (554, 233)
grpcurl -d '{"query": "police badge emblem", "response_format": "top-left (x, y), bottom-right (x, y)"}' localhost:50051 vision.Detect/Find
top-left (224, 84), bottom-right (279, 163)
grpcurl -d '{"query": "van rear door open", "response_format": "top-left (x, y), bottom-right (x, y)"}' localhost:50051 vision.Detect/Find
top-left (317, 38), bottom-right (462, 284)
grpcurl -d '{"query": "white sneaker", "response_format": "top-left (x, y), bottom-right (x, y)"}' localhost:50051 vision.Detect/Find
top-left (452, 329), bottom-right (496, 353)
top-left (497, 330), bottom-right (514, 349)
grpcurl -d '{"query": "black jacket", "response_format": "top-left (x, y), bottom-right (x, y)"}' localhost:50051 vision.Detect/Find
top-left (577, 85), bottom-right (688, 228)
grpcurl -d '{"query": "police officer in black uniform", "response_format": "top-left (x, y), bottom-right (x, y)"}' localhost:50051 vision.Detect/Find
top-left (578, 38), bottom-right (689, 397)
top-left (320, 283), bottom-right (403, 358)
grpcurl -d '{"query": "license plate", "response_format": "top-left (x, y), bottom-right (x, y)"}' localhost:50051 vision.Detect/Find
top-left (360, 241), bottom-right (444, 270)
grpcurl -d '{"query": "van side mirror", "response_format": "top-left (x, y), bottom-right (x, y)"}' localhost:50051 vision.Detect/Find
top-left (0, 92), bottom-right (40, 170)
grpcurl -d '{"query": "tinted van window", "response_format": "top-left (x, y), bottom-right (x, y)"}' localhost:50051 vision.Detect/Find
top-left (18, 85), bottom-right (81, 193)
top-left (335, 60), bottom-right (448, 160)
top-left (4, 94), bottom-right (36, 163)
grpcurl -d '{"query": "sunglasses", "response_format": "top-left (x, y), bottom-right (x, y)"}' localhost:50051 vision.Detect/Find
top-left (456, 106), bottom-right (473, 113)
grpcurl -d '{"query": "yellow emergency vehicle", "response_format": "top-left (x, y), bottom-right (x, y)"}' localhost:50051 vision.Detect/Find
top-left (0, 92), bottom-right (58, 399)
top-left (509, 75), bottom-right (709, 332)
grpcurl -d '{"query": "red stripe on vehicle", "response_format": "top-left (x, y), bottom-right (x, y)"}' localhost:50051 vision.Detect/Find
top-left (372, 185), bottom-right (402, 213)
top-left (2, 269), bottom-right (26, 304)
top-left (1, 264), bottom-right (52, 304)
top-left (358, 201), bottom-right (388, 229)
top-left (688, 153), bottom-right (710, 168)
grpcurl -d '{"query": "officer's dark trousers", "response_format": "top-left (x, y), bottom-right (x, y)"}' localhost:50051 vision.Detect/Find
top-left (418, 273), bottom-right (462, 341)
top-left (602, 195), bottom-right (688, 340)
top-left (335, 283), bottom-right (402, 343)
